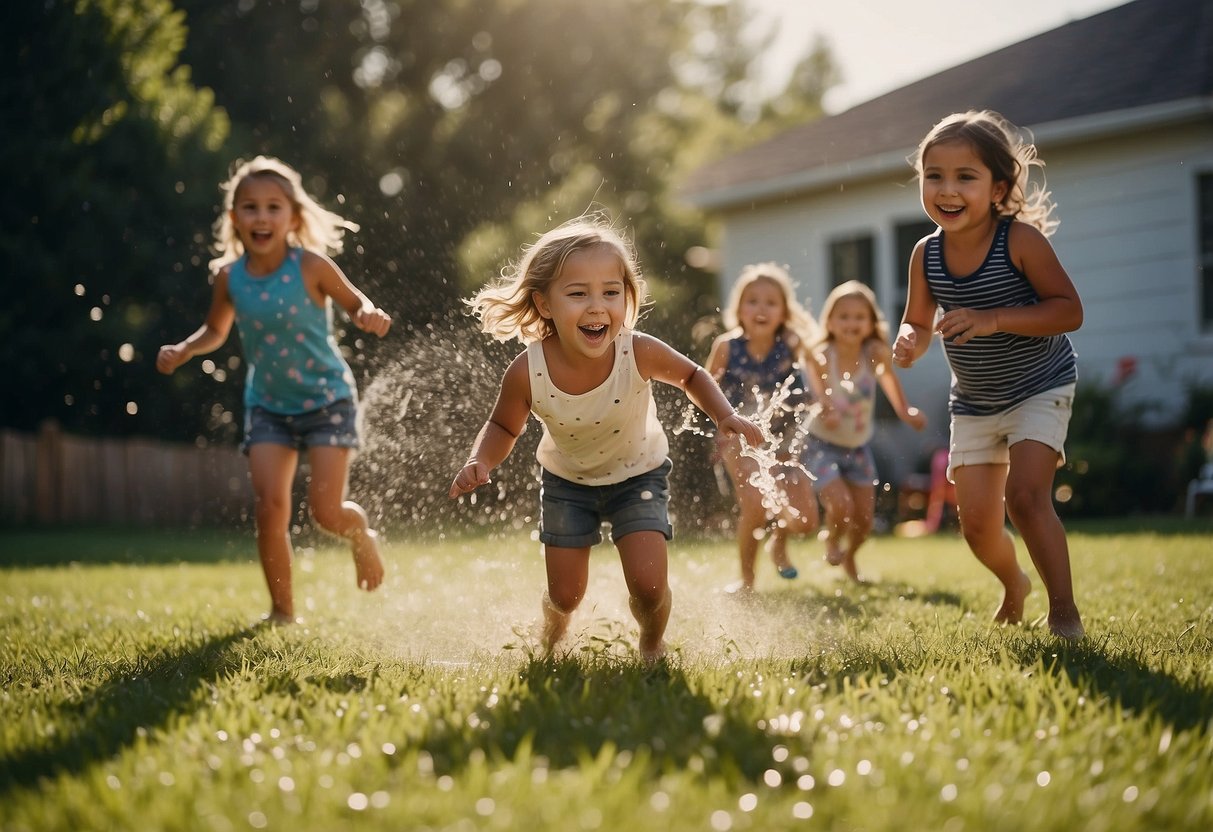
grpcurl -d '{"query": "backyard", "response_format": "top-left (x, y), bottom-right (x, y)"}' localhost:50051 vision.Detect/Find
top-left (2, 522), bottom-right (1211, 831)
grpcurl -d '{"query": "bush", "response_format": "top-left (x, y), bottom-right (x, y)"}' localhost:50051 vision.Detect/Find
top-left (1055, 383), bottom-right (1212, 517)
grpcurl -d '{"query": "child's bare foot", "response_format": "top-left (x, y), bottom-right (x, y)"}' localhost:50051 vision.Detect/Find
top-left (993, 571), bottom-right (1032, 624)
top-left (840, 550), bottom-right (864, 583)
top-left (541, 594), bottom-right (572, 653)
top-left (351, 529), bottom-right (384, 591)
top-left (1048, 605), bottom-right (1085, 640)
top-left (262, 610), bottom-right (301, 626)
top-left (825, 541), bottom-right (845, 566)
top-left (633, 588), bottom-right (671, 662)
top-left (640, 641), bottom-right (667, 666)
top-left (724, 579), bottom-right (754, 596)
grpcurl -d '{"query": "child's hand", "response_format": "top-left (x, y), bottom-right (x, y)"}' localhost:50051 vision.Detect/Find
top-left (937, 308), bottom-right (996, 345)
top-left (892, 325), bottom-right (917, 368)
top-left (354, 306), bottom-right (392, 337)
top-left (449, 460), bottom-right (491, 498)
top-left (720, 412), bottom-right (765, 448)
top-left (903, 406), bottom-right (927, 431)
top-left (156, 344), bottom-right (189, 375)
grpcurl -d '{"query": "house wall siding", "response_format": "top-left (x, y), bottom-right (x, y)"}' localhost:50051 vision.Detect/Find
top-left (712, 119), bottom-right (1213, 447)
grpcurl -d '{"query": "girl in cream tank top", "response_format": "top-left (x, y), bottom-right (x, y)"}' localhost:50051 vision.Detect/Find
top-left (528, 330), bottom-right (669, 485)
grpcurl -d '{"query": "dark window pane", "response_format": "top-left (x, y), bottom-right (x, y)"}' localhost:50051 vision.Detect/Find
top-left (829, 235), bottom-right (874, 289)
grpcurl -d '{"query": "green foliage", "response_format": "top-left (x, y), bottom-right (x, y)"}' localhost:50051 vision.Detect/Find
top-left (3, 0), bottom-right (835, 450)
top-left (0, 0), bottom-right (232, 440)
top-left (2, 527), bottom-right (1212, 831)
top-left (1056, 383), bottom-right (1210, 517)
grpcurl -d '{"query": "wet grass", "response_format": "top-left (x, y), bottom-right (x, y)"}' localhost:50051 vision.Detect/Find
top-left (2, 522), bottom-right (1211, 831)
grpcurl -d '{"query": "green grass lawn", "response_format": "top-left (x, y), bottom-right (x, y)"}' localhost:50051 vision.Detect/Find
top-left (2, 522), bottom-right (1211, 831)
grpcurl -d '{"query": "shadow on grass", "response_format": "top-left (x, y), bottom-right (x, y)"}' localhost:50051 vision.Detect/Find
top-left (418, 652), bottom-right (776, 783)
top-left (1064, 516), bottom-right (1213, 537)
top-left (1009, 639), bottom-right (1213, 733)
top-left (757, 579), bottom-right (966, 621)
top-left (0, 528), bottom-right (255, 567)
top-left (0, 625), bottom-right (260, 795)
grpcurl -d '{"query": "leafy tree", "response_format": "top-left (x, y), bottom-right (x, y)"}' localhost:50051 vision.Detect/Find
top-left (3, 0), bottom-right (836, 473)
top-left (0, 0), bottom-right (231, 440)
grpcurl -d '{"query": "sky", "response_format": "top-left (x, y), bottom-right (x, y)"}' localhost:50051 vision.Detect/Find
top-left (748, 0), bottom-right (1131, 113)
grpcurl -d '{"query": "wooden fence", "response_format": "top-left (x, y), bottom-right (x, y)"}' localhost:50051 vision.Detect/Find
top-left (1, 422), bottom-right (253, 527)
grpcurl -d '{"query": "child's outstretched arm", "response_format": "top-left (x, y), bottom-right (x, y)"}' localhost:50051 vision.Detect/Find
top-left (893, 239), bottom-right (936, 369)
top-left (802, 346), bottom-right (841, 429)
top-left (306, 251), bottom-right (392, 337)
top-left (634, 333), bottom-right (765, 447)
top-left (704, 331), bottom-right (733, 383)
top-left (156, 270), bottom-right (236, 374)
top-left (871, 342), bottom-right (926, 430)
top-left (449, 352), bottom-right (532, 498)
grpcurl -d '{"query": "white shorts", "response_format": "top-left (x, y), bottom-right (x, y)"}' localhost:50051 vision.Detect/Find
top-left (948, 383), bottom-right (1076, 482)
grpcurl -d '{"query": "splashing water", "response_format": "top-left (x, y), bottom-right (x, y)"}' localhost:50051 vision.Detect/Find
top-left (354, 316), bottom-right (540, 536)
top-left (722, 376), bottom-right (818, 521)
top-left (353, 321), bottom-right (821, 541)
top-left (337, 332), bottom-right (845, 662)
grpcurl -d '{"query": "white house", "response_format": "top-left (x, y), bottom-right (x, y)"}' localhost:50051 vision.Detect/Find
top-left (681, 0), bottom-right (1213, 481)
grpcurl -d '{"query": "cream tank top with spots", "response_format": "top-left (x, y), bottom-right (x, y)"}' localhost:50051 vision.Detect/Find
top-left (527, 330), bottom-right (669, 486)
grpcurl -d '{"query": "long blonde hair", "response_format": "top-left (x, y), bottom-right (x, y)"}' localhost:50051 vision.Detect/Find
top-left (812, 280), bottom-right (889, 348)
top-left (914, 110), bottom-right (1058, 237)
top-left (209, 156), bottom-right (358, 270)
top-left (467, 214), bottom-right (649, 344)
top-left (722, 262), bottom-right (818, 345)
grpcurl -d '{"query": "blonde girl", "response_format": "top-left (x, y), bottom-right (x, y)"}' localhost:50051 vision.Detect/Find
top-left (158, 156), bottom-right (391, 624)
top-left (449, 215), bottom-right (764, 662)
top-left (706, 263), bottom-right (820, 593)
top-left (893, 110), bottom-right (1085, 639)
top-left (805, 281), bottom-right (926, 581)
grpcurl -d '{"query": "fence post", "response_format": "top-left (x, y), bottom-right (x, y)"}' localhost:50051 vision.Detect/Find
top-left (35, 420), bottom-right (63, 525)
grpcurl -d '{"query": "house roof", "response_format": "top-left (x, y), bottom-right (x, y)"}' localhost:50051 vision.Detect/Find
top-left (682, 0), bottom-right (1213, 209)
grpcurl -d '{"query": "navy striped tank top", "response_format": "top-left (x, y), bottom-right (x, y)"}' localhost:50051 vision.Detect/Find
top-left (924, 219), bottom-right (1076, 417)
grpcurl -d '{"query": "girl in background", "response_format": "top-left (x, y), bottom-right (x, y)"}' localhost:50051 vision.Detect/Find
top-left (158, 156), bottom-right (391, 624)
top-left (805, 280), bottom-right (926, 582)
top-left (449, 215), bottom-right (763, 662)
top-left (893, 110), bottom-right (1085, 639)
top-left (707, 263), bottom-right (819, 593)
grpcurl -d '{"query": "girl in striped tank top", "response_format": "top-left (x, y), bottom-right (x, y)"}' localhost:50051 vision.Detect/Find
top-left (893, 111), bottom-right (1085, 640)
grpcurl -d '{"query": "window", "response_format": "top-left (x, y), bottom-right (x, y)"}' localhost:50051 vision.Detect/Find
top-left (893, 219), bottom-right (936, 319)
top-left (1199, 173), bottom-right (1213, 330)
top-left (828, 234), bottom-right (874, 290)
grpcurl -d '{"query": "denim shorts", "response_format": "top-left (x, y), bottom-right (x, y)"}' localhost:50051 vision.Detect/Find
top-left (242, 398), bottom-right (361, 454)
top-left (804, 436), bottom-right (878, 488)
top-left (539, 459), bottom-right (674, 548)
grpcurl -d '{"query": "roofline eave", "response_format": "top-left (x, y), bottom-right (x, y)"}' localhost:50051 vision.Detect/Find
top-left (683, 96), bottom-right (1213, 213)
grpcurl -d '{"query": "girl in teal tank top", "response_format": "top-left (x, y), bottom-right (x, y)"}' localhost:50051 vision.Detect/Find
top-left (227, 247), bottom-right (356, 414)
top-left (157, 156), bottom-right (392, 624)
